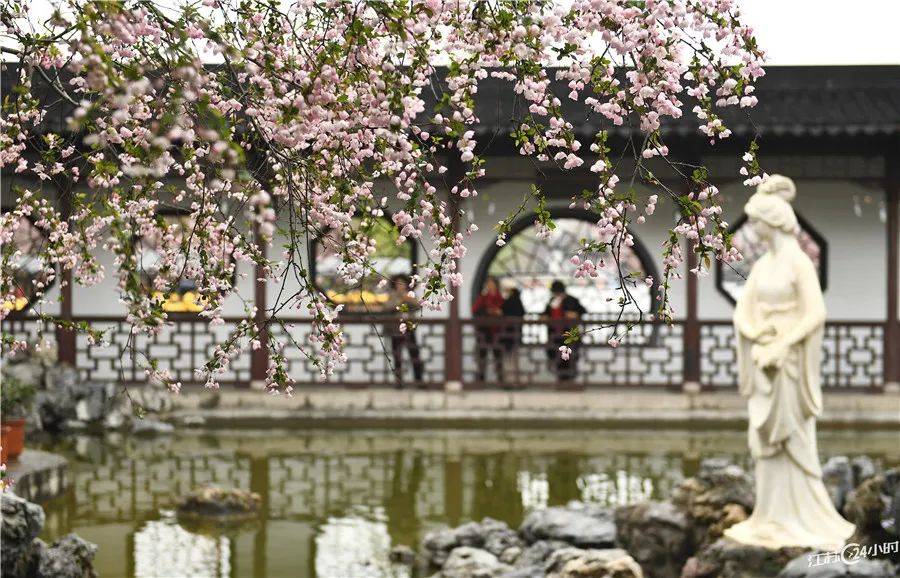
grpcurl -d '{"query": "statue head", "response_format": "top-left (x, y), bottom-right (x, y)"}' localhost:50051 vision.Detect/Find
top-left (744, 175), bottom-right (799, 240)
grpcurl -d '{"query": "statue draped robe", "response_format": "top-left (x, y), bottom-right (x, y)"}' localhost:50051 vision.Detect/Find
top-left (723, 246), bottom-right (854, 551)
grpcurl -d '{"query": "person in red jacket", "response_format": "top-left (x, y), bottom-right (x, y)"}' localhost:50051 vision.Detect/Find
top-left (472, 276), bottom-right (505, 382)
top-left (543, 280), bottom-right (586, 382)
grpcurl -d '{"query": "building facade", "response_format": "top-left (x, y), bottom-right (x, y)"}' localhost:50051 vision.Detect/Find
top-left (3, 66), bottom-right (899, 392)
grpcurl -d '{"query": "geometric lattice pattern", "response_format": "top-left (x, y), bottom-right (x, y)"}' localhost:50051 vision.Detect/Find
top-left (1, 317), bottom-right (887, 390)
top-left (269, 319), bottom-right (446, 387)
top-left (701, 322), bottom-right (884, 389)
top-left (462, 316), bottom-right (684, 388)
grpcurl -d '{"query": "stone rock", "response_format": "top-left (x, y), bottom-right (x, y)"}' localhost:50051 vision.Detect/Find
top-left (851, 457), bottom-right (878, 486)
top-left (440, 547), bottom-right (512, 578)
top-left (3, 358), bottom-right (46, 389)
top-left (482, 518), bottom-right (526, 558)
top-left (35, 533), bottom-right (98, 578)
top-left (43, 364), bottom-right (79, 392)
top-left (180, 415), bottom-right (207, 427)
top-left (499, 546), bottom-right (522, 565)
top-left (777, 552), bottom-right (896, 578)
top-left (680, 537), bottom-right (808, 578)
top-left (389, 544), bottom-right (417, 566)
top-left (544, 547), bottom-right (643, 578)
top-left (132, 419), bottom-right (175, 436)
top-left (33, 376), bottom-right (81, 433)
top-left (102, 407), bottom-right (129, 430)
top-left (843, 476), bottom-right (898, 563)
top-left (176, 487), bottom-right (261, 527)
top-left (1, 493), bottom-right (46, 577)
top-left (513, 540), bottom-right (571, 569)
top-left (74, 383), bottom-right (107, 422)
top-left (133, 385), bottom-right (174, 414)
top-left (615, 500), bottom-right (691, 578)
top-left (519, 503), bottom-right (616, 548)
top-left (672, 459), bottom-right (754, 549)
top-left (881, 467), bottom-right (899, 537)
top-left (499, 566), bottom-right (543, 578)
top-left (823, 457), bottom-right (855, 511)
top-left (422, 519), bottom-right (524, 568)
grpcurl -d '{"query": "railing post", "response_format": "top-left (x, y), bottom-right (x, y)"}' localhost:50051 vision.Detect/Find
top-left (56, 178), bottom-right (76, 366)
top-left (250, 224), bottom-right (269, 389)
top-left (885, 148), bottom-right (900, 392)
top-left (444, 155), bottom-right (464, 392)
top-left (682, 241), bottom-right (702, 393)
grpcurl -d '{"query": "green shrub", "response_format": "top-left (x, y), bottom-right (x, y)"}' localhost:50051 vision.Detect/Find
top-left (1, 374), bottom-right (37, 418)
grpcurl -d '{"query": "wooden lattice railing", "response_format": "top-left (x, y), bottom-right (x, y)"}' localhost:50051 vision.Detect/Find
top-left (0, 316), bottom-right (888, 391)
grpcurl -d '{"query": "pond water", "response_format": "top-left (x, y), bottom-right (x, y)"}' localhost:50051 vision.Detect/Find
top-left (35, 427), bottom-right (900, 578)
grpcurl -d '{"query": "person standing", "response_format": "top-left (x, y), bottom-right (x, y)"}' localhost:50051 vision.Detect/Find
top-left (472, 276), bottom-right (505, 382)
top-left (500, 286), bottom-right (526, 384)
top-left (385, 274), bottom-right (424, 386)
top-left (543, 280), bottom-right (586, 382)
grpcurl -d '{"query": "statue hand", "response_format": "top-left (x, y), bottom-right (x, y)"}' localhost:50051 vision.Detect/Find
top-left (752, 341), bottom-right (787, 369)
top-left (756, 324), bottom-right (777, 345)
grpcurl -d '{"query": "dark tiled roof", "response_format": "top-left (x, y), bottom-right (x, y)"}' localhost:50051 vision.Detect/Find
top-left (462, 65), bottom-right (900, 140)
top-left (3, 64), bottom-right (899, 141)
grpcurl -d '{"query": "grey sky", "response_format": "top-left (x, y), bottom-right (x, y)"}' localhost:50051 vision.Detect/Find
top-left (741, 0), bottom-right (900, 65)
top-left (11, 1), bottom-right (900, 66)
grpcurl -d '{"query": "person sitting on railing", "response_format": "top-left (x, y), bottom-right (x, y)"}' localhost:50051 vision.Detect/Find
top-left (543, 280), bottom-right (586, 382)
top-left (385, 274), bottom-right (424, 387)
top-left (500, 285), bottom-right (526, 383)
top-left (472, 276), bottom-right (505, 382)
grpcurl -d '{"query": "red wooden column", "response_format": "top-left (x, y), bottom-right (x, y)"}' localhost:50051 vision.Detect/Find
top-left (680, 167), bottom-right (703, 393)
top-left (444, 155), bottom-right (465, 391)
top-left (56, 179), bottom-right (76, 366)
top-left (249, 225), bottom-right (269, 389)
top-left (885, 150), bottom-right (900, 392)
top-left (682, 239), bottom-right (701, 393)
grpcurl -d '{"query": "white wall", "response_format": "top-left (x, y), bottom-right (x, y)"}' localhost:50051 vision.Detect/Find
top-left (11, 163), bottom-right (887, 324)
top-left (697, 179), bottom-right (887, 320)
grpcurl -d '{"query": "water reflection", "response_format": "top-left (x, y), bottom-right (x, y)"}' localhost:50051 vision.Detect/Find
top-left (315, 508), bottom-right (398, 578)
top-left (34, 428), bottom-right (899, 578)
top-left (134, 515), bottom-right (231, 578)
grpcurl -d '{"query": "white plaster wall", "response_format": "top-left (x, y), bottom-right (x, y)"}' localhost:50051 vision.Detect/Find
top-left (71, 230), bottom-right (256, 317)
top-left (17, 167), bottom-right (885, 323)
top-left (697, 180), bottom-right (887, 321)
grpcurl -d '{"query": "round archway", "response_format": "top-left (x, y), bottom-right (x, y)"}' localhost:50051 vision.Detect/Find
top-left (472, 208), bottom-right (659, 317)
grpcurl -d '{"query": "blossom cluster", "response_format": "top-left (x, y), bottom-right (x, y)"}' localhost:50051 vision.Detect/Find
top-left (1, 0), bottom-right (763, 389)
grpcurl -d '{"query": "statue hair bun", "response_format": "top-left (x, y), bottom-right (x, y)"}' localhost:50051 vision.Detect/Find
top-left (756, 174), bottom-right (796, 203)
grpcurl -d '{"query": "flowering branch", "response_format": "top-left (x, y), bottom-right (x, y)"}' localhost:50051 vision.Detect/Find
top-left (1, 0), bottom-right (764, 387)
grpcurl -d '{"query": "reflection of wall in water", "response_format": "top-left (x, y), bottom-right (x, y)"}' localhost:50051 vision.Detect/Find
top-left (66, 449), bottom-right (688, 529)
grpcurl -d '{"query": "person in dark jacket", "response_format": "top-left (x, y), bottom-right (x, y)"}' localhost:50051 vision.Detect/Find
top-left (543, 280), bottom-right (586, 382)
top-left (472, 276), bottom-right (504, 382)
top-left (500, 286), bottom-right (526, 384)
top-left (385, 274), bottom-right (424, 386)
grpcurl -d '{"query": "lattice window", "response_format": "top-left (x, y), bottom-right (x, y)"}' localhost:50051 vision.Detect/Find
top-left (716, 213), bottom-right (827, 305)
top-left (472, 208), bottom-right (658, 316)
top-left (311, 213), bottom-right (416, 314)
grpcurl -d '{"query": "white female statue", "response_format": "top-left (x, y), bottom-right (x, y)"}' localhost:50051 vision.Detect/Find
top-left (723, 175), bottom-right (855, 551)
